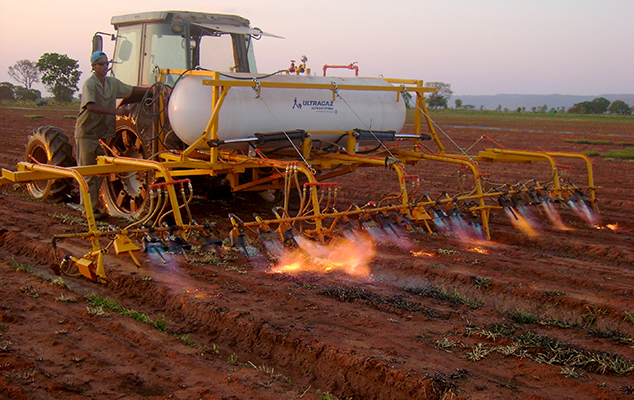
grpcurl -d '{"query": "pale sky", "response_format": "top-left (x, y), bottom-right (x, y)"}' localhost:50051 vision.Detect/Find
top-left (1, 0), bottom-right (632, 96)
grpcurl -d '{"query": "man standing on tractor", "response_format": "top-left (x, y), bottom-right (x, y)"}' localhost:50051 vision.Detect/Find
top-left (74, 51), bottom-right (147, 220)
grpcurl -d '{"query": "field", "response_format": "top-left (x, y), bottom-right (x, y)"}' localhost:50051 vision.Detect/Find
top-left (1, 106), bottom-right (634, 399)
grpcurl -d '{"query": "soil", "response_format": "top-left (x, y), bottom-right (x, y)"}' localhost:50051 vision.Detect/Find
top-left (1, 106), bottom-right (634, 400)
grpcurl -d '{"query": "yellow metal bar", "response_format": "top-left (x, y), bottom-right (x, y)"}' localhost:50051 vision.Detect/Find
top-left (99, 156), bottom-right (185, 226)
top-left (160, 69), bottom-right (436, 96)
top-left (210, 71), bottom-right (221, 163)
top-left (317, 152), bottom-right (414, 210)
top-left (7, 163), bottom-right (156, 182)
top-left (181, 78), bottom-right (230, 159)
top-left (542, 151), bottom-right (598, 211)
top-left (472, 148), bottom-right (563, 195)
top-left (393, 149), bottom-right (492, 238)
top-left (200, 78), bottom-right (429, 94)
top-left (12, 162), bottom-right (101, 251)
top-left (417, 85), bottom-right (445, 154)
top-left (414, 82), bottom-right (423, 139)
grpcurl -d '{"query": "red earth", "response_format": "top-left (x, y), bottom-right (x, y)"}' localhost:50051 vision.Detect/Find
top-left (1, 106), bottom-right (634, 399)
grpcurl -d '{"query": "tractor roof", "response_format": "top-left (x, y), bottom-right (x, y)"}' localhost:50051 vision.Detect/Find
top-left (111, 10), bottom-right (251, 28)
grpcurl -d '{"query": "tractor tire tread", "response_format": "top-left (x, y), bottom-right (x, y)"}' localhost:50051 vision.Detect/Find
top-left (25, 126), bottom-right (76, 203)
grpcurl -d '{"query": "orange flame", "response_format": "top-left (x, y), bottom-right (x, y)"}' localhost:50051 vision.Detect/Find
top-left (410, 249), bottom-right (439, 258)
top-left (270, 233), bottom-right (375, 277)
top-left (505, 209), bottom-right (540, 237)
top-left (467, 246), bottom-right (490, 254)
top-left (185, 288), bottom-right (207, 298)
top-left (596, 223), bottom-right (621, 231)
top-left (541, 203), bottom-right (572, 231)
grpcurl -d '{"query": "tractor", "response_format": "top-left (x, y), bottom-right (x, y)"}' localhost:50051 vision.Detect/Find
top-left (0, 10), bottom-right (599, 282)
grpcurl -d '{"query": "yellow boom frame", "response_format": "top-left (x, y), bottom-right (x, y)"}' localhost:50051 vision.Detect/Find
top-left (1, 69), bottom-right (599, 281)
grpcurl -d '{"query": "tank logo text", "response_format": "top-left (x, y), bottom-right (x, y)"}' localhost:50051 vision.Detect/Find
top-left (292, 97), bottom-right (337, 113)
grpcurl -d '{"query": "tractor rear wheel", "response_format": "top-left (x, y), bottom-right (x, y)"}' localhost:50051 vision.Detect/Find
top-left (102, 122), bottom-right (153, 219)
top-left (24, 126), bottom-right (76, 202)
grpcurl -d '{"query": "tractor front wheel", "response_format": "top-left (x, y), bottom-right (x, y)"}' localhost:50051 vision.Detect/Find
top-left (24, 126), bottom-right (76, 202)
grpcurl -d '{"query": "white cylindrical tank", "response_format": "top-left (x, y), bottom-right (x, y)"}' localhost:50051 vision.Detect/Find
top-left (167, 73), bottom-right (406, 145)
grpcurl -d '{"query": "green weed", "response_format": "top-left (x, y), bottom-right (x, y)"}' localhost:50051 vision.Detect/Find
top-left (473, 277), bottom-right (493, 290)
top-left (0, 341), bottom-right (12, 352)
top-left (50, 213), bottom-right (85, 226)
top-left (405, 284), bottom-right (483, 309)
top-left (85, 293), bottom-right (168, 331)
top-left (507, 309), bottom-right (571, 328)
top-left (247, 361), bottom-right (292, 384)
top-left (584, 327), bottom-right (634, 346)
top-left (516, 331), bottom-right (634, 374)
top-left (601, 148), bottom-right (634, 160)
top-left (437, 248), bottom-right (460, 255)
top-left (319, 285), bottom-right (373, 302)
top-left (582, 150), bottom-right (600, 157)
top-left (581, 305), bottom-right (607, 326)
top-left (624, 311), bottom-right (634, 325)
top-left (435, 337), bottom-right (459, 352)
top-left (508, 309), bottom-right (540, 325)
top-left (19, 285), bottom-right (39, 298)
top-left (465, 343), bottom-right (493, 361)
top-left (86, 305), bottom-right (110, 317)
top-left (50, 277), bottom-right (69, 289)
top-left (7, 260), bottom-right (33, 272)
top-left (316, 390), bottom-right (352, 400)
top-left (564, 139), bottom-right (612, 145)
top-left (55, 294), bottom-right (77, 302)
top-left (319, 285), bottom-right (443, 317)
top-left (226, 265), bottom-right (248, 275)
top-left (560, 367), bottom-right (583, 378)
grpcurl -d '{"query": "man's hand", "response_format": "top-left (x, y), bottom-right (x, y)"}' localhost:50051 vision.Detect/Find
top-left (115, 105), bottom-right (131, 116)
top-left (86, 103), bottom-right (130, 116)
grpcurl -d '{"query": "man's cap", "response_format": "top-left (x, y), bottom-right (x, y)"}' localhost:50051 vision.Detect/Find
top-left (91, 51), bottom-right (108, 64)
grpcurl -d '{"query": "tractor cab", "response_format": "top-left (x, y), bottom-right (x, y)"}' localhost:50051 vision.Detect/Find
top-left (94, 11), bottom-right (278, 87)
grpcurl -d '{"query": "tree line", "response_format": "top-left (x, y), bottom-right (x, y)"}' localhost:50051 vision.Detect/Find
top-left (1, 53), bottom-right (81, 103)
top-left (452, 97), bottom-right (633, 115)
top-left (414, 82), bottom-right (633, 116)
top-left (452, 94), bottom-right (631, 116)
top-left (566, 97), bottom-right (632, 115)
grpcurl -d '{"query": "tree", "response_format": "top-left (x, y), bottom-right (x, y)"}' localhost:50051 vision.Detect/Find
top-left (589, 97), bottom-right (610, 114)
top-left (0, 82), bottom-right (15, 100)
top-left (36, 53), bottom-right (81, 102)
top-left (14, 86), bottom-right (41, 101)
top-left (454, 98), bottom-right (463, 109)
top-left (568, 97), bottom-right (611, 114)
top-left (608, 100), bottom-right (632, 115)
top-left (8, 60), bottom-right (40, 90)
top-left (426, 93), bottom-right (448, 109)
top-left (568, 102), bottom-right (587, 114)
top-left (401, 90), bottom-right (414, 109)
top-left (424, 82), bottom-right (453, 109)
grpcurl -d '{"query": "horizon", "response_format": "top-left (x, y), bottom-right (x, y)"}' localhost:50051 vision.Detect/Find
top-left (2, 1), bottom-right (633, 97)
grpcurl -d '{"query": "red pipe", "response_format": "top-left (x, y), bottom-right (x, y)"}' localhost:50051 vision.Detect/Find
top-left (323, 63), bottom-right (359, 76)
